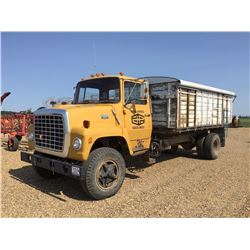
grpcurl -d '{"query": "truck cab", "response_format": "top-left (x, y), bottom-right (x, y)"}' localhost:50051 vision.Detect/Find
top-left (68, 74), bottom-right (152, 160)
top-left (21, 74), bottom-right (152, 199)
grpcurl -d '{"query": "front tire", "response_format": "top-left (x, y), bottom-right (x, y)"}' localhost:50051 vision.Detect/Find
top-left (204, 133), bottom-right (221, 160)
top-left (81, 147), bottom-right (126, 200)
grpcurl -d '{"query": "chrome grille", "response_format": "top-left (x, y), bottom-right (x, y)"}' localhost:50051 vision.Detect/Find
top-left (34, 114), bottom-right (64, 151)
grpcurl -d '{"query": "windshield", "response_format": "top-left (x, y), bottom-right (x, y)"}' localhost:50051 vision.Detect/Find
top-left (73, 77), bottom-right (120, 104)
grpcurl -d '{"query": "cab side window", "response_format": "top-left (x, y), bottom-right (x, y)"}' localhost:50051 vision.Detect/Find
top-left (124, 81), bottom-right (147, 105)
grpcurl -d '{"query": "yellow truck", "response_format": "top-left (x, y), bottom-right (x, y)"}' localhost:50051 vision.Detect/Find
top-left (21, 74), bottom-right (235, 199)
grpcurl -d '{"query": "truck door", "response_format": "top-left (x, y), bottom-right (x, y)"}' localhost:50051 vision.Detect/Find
top-left (123, 80), bottom-right (152, 154)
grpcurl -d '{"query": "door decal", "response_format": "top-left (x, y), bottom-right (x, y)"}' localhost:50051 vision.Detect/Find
top-left (131, 114), bottom-right (145, 126)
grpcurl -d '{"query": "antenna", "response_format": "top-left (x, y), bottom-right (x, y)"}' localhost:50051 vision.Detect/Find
top-left (92, 41), bottom-right (97, 71)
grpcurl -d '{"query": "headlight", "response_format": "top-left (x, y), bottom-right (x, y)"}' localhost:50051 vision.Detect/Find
top-left (28, 132), bottom-right (34, 141)
top-left (72, 137), bottom-right (82, 151)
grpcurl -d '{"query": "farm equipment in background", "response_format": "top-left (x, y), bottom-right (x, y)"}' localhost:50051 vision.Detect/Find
top-left (1, 92), bottom-right (34, 151)
top-left (1, 92), bottom-right (11, 104)
top-left (232, 115), bottom-right (240, 127)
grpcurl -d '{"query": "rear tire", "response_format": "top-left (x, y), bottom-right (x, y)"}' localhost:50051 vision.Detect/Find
top-left (204, 133), bottom-right (220, 160)
top-left (81, 147), bottom-right (126, 200)
top-left (7, 137), bottom-right (19, 151)
top-left (196, 136), bottom-right (206, 158)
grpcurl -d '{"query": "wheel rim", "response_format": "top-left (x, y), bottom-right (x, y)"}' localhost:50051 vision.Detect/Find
top-left (96, 160), bottom-right (119, 189)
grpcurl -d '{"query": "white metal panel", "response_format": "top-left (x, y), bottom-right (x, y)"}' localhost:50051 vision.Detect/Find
top-left (149, 78), bottom-right (235, 129)
top-left (177, 88), bottom-right (234, 129)
top-left (179, 80), bottom-right (236, 97)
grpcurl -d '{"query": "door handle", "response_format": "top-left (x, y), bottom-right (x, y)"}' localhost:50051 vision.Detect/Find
top-left (145, 114), bottom-right (151, 117)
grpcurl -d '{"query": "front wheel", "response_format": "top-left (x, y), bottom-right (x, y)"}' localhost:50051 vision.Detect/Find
top-left (81, 147), bottom-right (126, 200)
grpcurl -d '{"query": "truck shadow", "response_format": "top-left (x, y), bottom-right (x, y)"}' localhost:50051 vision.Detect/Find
top-left (9, 166), bottom-right (92, 202)
top-left (8, 149), bottom-right (201, 201)
top-left (125, 148), bottom-right (202, 177)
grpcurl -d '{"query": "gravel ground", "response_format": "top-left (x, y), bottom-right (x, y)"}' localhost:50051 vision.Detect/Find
top-left (1, 128), bottom-right (249, 218)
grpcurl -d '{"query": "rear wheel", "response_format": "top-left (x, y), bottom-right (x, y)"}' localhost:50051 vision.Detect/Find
top-left (7, 137), bottom-right (19, 151)
top-left (204, 133), bottom-right (221, 160)
top-left (81, 147), bottom-right (126, 200)
top-left (196, 136), bottom-right (206, 158)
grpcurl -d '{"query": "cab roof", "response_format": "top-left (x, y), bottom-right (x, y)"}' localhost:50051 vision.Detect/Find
top-left (79, 74), bottom-right (145, 83)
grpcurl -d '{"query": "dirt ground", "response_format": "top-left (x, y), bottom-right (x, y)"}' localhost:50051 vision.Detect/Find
top-left (1, 128), bottom-right (249, 218)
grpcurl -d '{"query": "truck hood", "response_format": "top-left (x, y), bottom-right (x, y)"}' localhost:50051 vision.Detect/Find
top-left (50, 104), bottom-right (119, 129)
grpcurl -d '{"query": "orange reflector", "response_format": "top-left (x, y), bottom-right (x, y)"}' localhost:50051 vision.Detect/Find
top-left (88, 137), bottom-right (93, 144)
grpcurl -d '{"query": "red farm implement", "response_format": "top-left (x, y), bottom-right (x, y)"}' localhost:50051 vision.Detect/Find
top-left (1, 92), bottom-right (33, 151)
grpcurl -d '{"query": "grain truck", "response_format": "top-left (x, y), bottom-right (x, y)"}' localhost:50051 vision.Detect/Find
top-left (21, 74), bottom-right (236, 199)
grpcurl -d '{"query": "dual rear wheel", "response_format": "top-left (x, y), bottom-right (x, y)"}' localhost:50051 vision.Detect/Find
top-left (196, 133), bottom-right (221, 160)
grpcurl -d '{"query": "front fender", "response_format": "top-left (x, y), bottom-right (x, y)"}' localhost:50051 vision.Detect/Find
top-left (67, 127), bottom-right (128, 161)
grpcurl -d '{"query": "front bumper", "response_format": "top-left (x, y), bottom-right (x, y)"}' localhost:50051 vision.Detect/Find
top-left (21, 152), bottom-right (84, 179)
